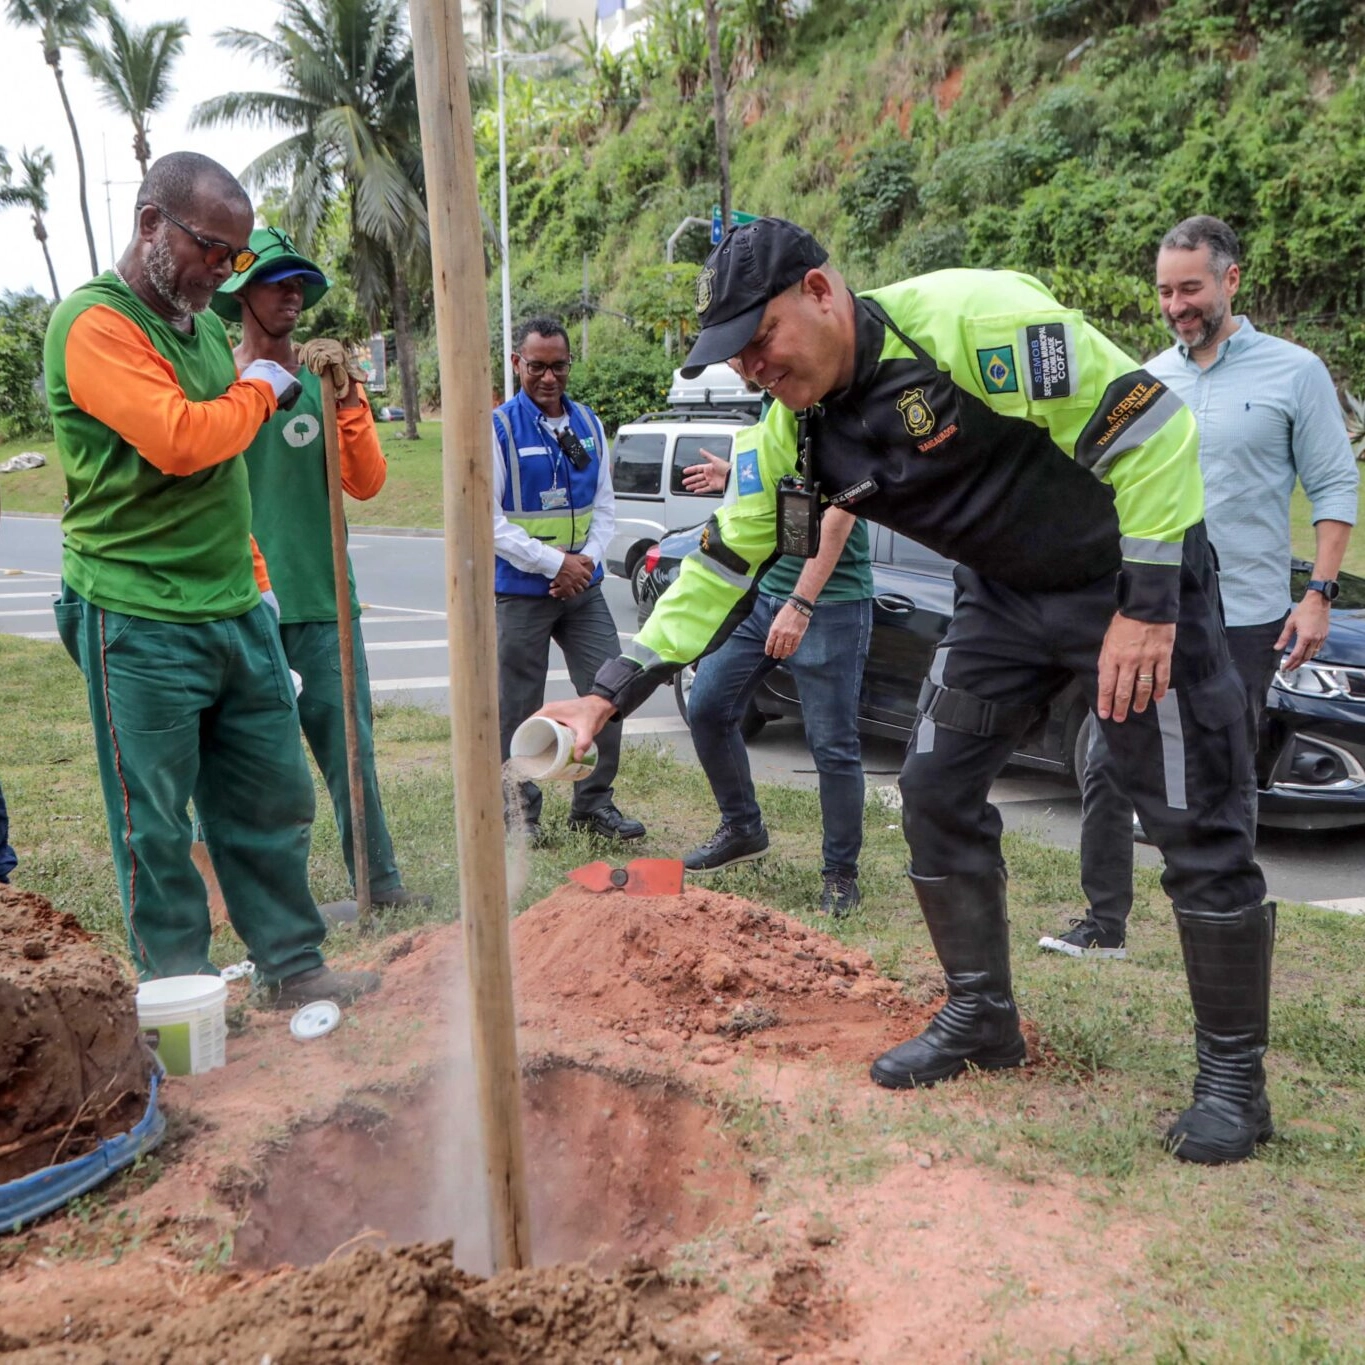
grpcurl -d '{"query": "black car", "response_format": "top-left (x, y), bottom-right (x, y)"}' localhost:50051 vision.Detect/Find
top-left (639, 524), bottom-right (1365, 831)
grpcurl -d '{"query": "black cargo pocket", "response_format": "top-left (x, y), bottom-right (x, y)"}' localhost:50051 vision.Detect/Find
top-left (1187, 666), bottom-right (1247, 733)
top-left (1181, 664), bottom-right (1252, 813)
top-left (52, 584), bottom-right (85, 674)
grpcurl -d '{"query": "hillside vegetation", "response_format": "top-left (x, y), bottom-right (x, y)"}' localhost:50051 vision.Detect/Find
top-left (483, 0), bottom-right (1365, 414)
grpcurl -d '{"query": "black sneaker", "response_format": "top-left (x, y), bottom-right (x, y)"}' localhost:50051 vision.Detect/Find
top-left (567, 804), bottom-right (647, 841)
top-left (683, 822), bottom-right (769, 872)
top-left (370, 887), bottom-right (433, 911)
top-left (819, 872), bottom-right (861, 918)
top-left (1038, 917), bottom-right (1127, 959)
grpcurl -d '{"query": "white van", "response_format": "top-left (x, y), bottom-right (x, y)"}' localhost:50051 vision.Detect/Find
top-left (606, 364), bottom-right (761, 597)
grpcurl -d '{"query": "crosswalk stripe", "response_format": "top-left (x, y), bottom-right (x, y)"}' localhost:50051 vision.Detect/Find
top-left (360, 603), bottom-right (446, 616)
top-left (0, 592), bottom-right (58, 600)
top-left (0, 608), bottom-right (57, 618)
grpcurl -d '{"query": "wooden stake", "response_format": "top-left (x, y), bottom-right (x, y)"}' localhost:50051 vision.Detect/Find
top-left (408, 0), bottom-right (533, 1272)
top-left (321, 373), bottom-right (372, 929)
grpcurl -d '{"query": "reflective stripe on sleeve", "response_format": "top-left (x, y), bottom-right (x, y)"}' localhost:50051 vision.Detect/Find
top-left (1120, 535), bottom-right (1183, 565)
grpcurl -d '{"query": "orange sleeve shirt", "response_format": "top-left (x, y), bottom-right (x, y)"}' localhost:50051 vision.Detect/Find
top-left (64, 306), bottom-right (280, 476)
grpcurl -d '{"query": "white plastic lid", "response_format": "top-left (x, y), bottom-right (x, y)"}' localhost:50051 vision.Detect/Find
top-left (290, 1000), bottom-right (342, 1040)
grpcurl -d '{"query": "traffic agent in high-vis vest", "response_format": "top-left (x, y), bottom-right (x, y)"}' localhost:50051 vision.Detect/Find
top-left (541, 218), bottom-right (1273, 1166)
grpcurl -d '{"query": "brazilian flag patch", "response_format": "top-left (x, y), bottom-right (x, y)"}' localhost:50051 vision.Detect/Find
top-left (976, 346), bottom-right (1019, 395)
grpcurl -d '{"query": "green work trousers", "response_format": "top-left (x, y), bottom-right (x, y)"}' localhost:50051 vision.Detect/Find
top-left (280, 620), bottom-right (401, 898)
top-left (55, 589), bottom-right (326, 984)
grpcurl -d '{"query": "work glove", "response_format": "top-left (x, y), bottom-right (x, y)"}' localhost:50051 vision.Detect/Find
top-left (241, 358), bottom-right (303, 412)
top-left (297, 338), bottom-right (362, 401)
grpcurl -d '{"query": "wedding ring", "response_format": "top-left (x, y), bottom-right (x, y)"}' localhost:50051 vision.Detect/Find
top-left (1137, 673), bottom-right (1155, 683)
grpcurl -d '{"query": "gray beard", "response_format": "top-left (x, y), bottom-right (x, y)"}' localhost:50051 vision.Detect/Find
top-left (144, 231), bottom-right (202, 316)
top-left (1168, 299), bottom-right (1228, 352)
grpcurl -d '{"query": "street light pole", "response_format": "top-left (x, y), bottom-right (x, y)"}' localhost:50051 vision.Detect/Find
top-left (664, 215), bottom-right (711, 357)
top-left (496, 0), bottom-right (514, 400)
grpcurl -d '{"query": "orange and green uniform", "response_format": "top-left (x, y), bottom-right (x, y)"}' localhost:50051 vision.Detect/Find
top-left (242, 369), bottom-right (402, 898)
top-left (45, 271), bottom-right (328, 983)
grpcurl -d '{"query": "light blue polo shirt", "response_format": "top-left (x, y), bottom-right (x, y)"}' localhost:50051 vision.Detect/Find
top-left (1146, 319), bottom-right (1358, 626)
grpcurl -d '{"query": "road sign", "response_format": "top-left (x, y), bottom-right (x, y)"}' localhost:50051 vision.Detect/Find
top-left (710, 205), bottom-right (759, 244)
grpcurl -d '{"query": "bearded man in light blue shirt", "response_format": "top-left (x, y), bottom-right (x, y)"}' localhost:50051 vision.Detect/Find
top-left (1044, 214), bottom-right (1358, 962)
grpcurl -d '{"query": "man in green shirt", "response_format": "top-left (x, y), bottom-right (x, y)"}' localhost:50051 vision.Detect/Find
top-left (214, 227), bottom-right (431, 916)
top-left (45, 151), bottom-right (378, 1007)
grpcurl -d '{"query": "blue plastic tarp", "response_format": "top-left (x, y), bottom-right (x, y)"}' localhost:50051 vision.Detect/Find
top-left (0, 1070), bottom-right (166, 1231)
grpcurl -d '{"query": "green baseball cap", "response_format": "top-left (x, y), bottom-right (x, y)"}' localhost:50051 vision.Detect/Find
top-left (211, 226), bottom-right (331, 321)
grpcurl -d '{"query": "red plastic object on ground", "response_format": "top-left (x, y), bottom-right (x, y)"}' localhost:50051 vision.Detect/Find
top-left (567, 859), bottom-right (685, 896)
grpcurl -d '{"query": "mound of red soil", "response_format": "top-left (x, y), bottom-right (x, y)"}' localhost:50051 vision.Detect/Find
top-left (1, 1243), bottom-right (680, 1364)
top-left (512, 885), bottom-right (939, 1067)
top-left (0, 887), bottom-right (151, 1184)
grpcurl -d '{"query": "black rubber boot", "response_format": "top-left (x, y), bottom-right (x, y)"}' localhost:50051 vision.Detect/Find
top-left (1165, 901), bottom-right (1275, 1164)
top-left (870, 868), bottom-right (1027, 1089)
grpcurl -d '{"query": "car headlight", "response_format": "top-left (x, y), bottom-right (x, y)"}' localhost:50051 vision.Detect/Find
top-left (1273, 660), bottom-right (1360, 699)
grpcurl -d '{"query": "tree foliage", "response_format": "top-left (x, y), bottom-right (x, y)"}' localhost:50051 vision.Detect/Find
top-left (78, 1), bottom-right (188, 178)
top-left (485, 0), bottom-right (1365, 387)
top-left (0, 290), bottom-right (54, 440)
top-left (192, 0), bottom-right (428, 438)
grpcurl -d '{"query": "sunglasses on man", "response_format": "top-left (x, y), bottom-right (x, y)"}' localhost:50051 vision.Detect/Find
top-left (140, 203), bottom-right (258, 274)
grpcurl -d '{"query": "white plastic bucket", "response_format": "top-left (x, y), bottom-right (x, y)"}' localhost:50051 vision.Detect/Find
top-left (135, 975), bottom-right (228, 1077)
top-left (509, 716), bottom-right (598, 782)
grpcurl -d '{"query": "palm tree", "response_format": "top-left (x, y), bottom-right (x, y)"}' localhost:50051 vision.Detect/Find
top-left (0, 146), bottom-right (62, 300)
top-left (6, 0), bottom-right (99, 275)
top-left (510, 9), bottom-right (573, 76)
top-left (78, 2), bottom-right (188, 179)
top-left (191, 0), bottom-right (428, 440)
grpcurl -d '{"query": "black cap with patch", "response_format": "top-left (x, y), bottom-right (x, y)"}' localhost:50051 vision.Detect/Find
top-left (680, 217), bottom-right (829, 379)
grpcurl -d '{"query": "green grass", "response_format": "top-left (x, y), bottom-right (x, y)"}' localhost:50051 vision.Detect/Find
top-left (0, 435), bottom-right (62, 518)
top-left (351, 421), bottom-right (445, 529)
top-left (4, 629), bottom-right (1365, 1359)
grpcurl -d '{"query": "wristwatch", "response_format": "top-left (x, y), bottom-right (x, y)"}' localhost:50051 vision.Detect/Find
top-left (1306, 578), bottom-right (1340, 601)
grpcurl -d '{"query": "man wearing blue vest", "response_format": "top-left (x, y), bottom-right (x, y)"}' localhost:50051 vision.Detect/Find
top-left (494, 317), bottom-right (646, 844)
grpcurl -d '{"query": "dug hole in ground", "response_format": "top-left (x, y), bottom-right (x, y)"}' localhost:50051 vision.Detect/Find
top-left (0, 878), bottom-right (1148, 1363)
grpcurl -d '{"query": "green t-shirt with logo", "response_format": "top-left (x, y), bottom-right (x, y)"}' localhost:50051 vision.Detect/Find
top-left (44, 273), bottom-right (258, 622)
top-left (748, 390), bottom-right (873, 602)
top-left (243, 368), bottom-right (360, 623)
top-left (758, 518), bottom-right (874, 601)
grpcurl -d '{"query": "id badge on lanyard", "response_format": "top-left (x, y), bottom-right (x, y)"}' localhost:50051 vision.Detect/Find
top-left (540, 484), bottom-right (569, 510)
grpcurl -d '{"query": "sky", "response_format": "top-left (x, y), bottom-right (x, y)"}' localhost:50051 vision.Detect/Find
top-left (0, 0), bottom-right (291, 299)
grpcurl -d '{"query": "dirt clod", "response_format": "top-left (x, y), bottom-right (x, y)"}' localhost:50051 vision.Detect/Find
top-left (0, 886), bottom-right (152, 1183)
top-left (1, 1243), bottom-right (684, 1364)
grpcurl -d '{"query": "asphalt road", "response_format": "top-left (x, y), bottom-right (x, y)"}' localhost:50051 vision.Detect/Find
top-left (4, 513), bottom-right (1363, 911)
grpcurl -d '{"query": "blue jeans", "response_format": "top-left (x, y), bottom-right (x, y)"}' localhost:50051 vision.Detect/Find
top-left (688, 594), bottom-right (871, 876)
top-left (0, 776), bottom-right (15, 883)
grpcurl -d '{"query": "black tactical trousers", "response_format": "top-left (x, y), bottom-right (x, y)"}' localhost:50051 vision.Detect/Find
top-left (899, 525), bottom-right (1266, 917)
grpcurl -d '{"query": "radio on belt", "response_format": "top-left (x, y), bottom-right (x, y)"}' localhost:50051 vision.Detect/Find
top-left (776, 407), bottom-right (821, 559)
